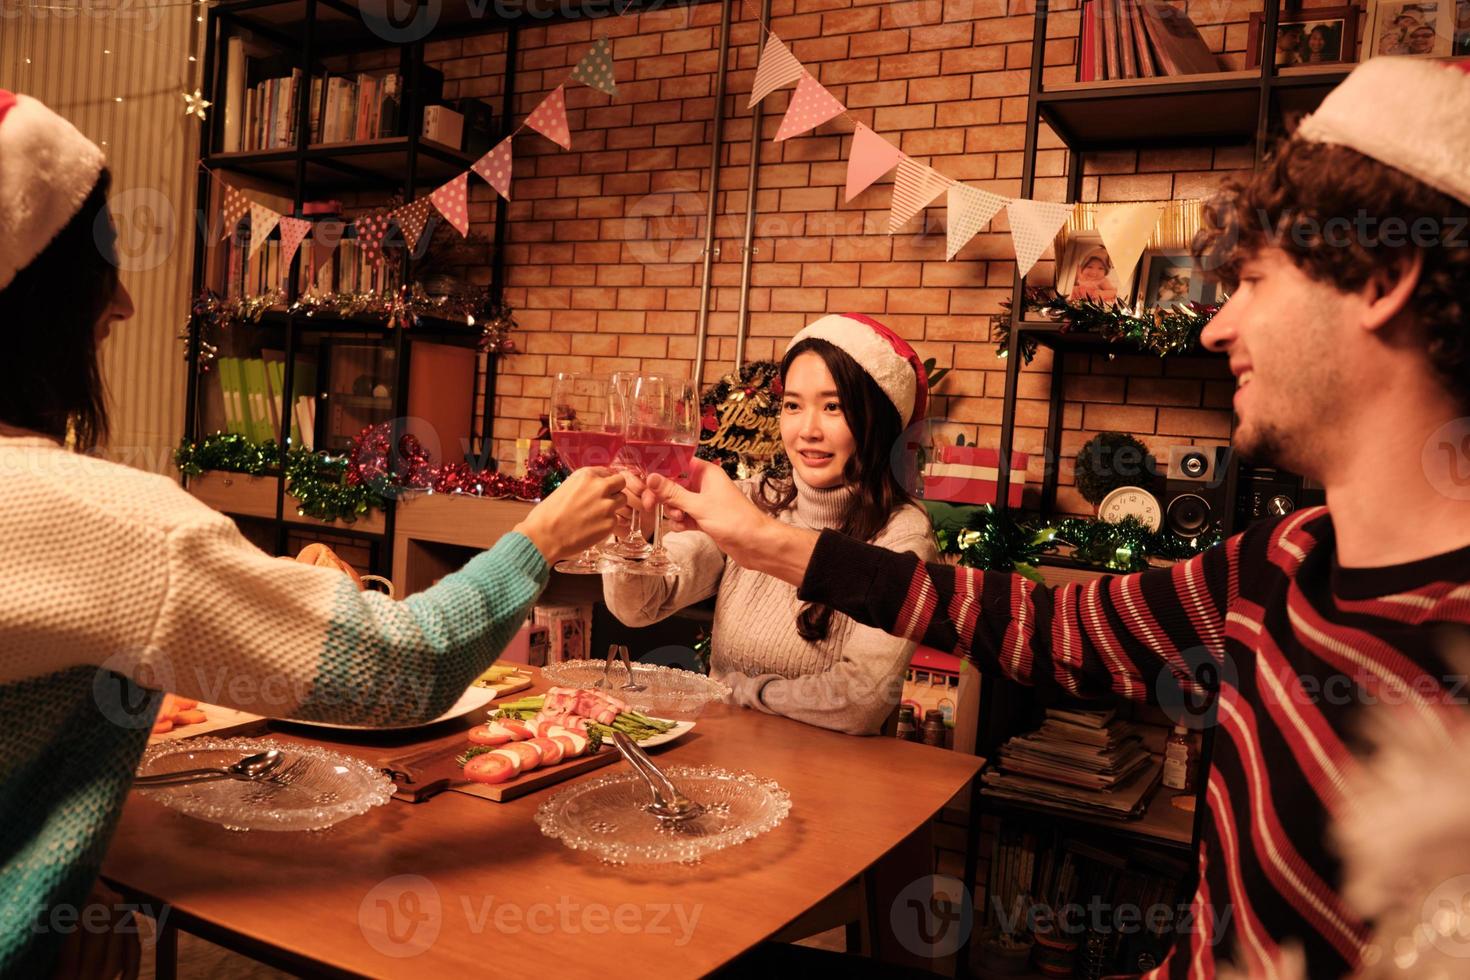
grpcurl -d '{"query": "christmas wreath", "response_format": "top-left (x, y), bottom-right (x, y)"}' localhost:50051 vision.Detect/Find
top-left (696, 360), bottom-right (790, 480)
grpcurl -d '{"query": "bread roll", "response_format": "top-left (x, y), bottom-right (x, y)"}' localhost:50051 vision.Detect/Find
top-left (295, 543), bottom-right (366, 591)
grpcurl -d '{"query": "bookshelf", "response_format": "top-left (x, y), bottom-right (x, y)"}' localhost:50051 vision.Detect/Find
top-left (181, 0), bottom-right (520, 578)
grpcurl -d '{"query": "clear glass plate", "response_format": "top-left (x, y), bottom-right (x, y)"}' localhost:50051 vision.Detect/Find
top-left (134, 737), bottom-right (396, 832)
top-left (535, 764), bottom-right (791, 865)
top-left (539, 661), bottom-right (732, 720)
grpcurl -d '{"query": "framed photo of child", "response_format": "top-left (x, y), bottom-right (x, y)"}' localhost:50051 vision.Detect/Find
top-left (1133, 251), bottom-right (1218, 311)
top-left (1365, 0), bottom-right (1457, 57)
top-left (1246, 7), bottom-right (1359, 68)
top-left (1055, 232), bottom-right (1136, 307)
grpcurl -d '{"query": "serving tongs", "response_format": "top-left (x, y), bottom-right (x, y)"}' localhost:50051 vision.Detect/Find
top-left (611, 730), bottom-right (705, 824)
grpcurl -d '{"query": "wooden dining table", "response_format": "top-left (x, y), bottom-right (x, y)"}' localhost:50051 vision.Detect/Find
top-left (101, 670), bottom-right (982, 979)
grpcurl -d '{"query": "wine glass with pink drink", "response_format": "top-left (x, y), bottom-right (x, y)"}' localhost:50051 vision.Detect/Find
top-left (614, 375), bottom-right (698, 577)
top-left (549, 372), bottom-right (625, 573)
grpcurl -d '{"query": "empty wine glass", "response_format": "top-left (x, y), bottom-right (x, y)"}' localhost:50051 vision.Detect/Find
top-left (549, 372), bottom-right (623, 574)
top-left (614, 375), bottom-right (698, 578)
top-left (606, 371), bottom-right (653, 561)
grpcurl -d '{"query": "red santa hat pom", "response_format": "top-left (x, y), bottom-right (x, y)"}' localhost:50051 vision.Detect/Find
top-left (1295, 58), bottom-right (1470, 205)
top-left (786, 313), bottom-right (928, 427)
top-left (0, 90), bottom-right (108, 291)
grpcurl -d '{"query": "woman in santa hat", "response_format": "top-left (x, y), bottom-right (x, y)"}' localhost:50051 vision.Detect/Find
top-left (603, 313), bottom-right (938, 735)
top-left (0, 91), bottom-right (625, 976)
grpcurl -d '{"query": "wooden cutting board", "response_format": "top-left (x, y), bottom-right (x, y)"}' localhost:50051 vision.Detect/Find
top-left (476, 672), bottom-right (533, 700)
top-left (149, 704), bottom-right (264, 744)
top-left (383, 738), bottom-right (618, 804)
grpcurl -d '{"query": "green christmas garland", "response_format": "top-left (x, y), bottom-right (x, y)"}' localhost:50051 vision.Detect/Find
top-left (174, 433), bottom-right (389, 524)
top-left (994, 288), bottom-right (1222, 364)
top-left (934, 504), bottom-right (1221, 579)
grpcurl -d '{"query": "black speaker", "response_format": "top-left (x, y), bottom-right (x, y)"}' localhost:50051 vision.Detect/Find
top-left (1160, 446), bottom-right (1230, 539)
top-left (1233, 463), bottom-right (1326, 529)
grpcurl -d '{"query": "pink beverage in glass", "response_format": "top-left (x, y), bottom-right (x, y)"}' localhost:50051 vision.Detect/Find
top-left (552, 430), bottom-right (625, 470)
top-left (622, 440), bottom-right (697, 483)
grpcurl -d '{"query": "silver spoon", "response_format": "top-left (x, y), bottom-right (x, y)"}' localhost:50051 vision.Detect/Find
top-left (611, 731), bottom-right (704, 823)
top-left (135, 749), bottom-right (283, 787)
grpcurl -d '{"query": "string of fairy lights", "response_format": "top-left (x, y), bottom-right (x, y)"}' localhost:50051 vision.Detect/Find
top-left (5, 0), bottom-right (212, 146)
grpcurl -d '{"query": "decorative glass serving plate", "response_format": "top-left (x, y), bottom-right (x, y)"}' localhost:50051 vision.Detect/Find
top-left (134, 737), bottom-right (396, 832)
top-left (539, 661), bottom-right (731, 720)
top-left (535, 764), bottom-right (791, 864)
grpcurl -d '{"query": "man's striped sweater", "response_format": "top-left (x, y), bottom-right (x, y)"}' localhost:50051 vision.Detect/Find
top-left (798, 507), bottom-right (1470, 977)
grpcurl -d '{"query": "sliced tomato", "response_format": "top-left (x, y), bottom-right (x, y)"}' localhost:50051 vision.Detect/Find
top-left (488, 748), bottom-right (524, 774)
top-left (528, 736), bottom-right (563, 766)
top-left (500, 719), bottom-right (535, 741)
top-left (561, 732), bottom-right (590, 756)
top-left (463, 754), bottom-right (517, 784)
top-left (504, 741), bottom-right (542, 770)
top-left (551, 734), bottom-right (581, 759)
top-left (467, 723), bottom-right (513, 746)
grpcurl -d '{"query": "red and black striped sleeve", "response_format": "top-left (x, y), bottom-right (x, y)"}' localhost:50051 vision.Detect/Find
top-left (797, 528), bottom-right (1236, 702)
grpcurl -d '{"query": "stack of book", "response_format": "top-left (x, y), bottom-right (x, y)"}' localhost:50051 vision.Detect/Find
top-left (215, 353), bottom-right (318, 450)
top-left (983, 706), bottom-right (1159, 819)
top-left (1078, 0), bottom-right (1220, 81)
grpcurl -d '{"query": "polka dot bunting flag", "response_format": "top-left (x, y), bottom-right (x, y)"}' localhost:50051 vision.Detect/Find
top-left (219, 183), bottom-right (250, 241)
top-left (525, 85), bottom-right (572, 150)
top-left (430, 172), bottom-right (471, 236)
top-left (355, 210), bottom-right (390, 263)
top-left (393, 197), bottom-right (436, 254)
top-left (774, 72), bottom-right (847, 143)
top-left (277, 216), bottom-right (312, 270)
top-left (569, 36), bottom-right (617, 96)
top-left (246, 201), bottom-right (281, 259)
top-left (472, 137), bottom-right (513, 200)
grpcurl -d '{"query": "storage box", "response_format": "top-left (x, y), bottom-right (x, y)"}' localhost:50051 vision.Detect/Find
top-left (532, 604), bottom-right (591, 663)
top-left (921, 446), bottom-right (1028, 508)
top-left (421, 104), bottom-right (464, 148)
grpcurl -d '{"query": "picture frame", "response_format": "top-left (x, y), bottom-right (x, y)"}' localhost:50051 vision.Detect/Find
top-left (1055, 232), bottom-right (1137, 308)
top-left (1247, 6), bottom-right (1360, 68)
top-left (1364, 0), bottom-right (1457, 57)
top-left (1454, 0), bottom-right (1470, 53)
top-left (1132, 250), bottom-right (1218, 311)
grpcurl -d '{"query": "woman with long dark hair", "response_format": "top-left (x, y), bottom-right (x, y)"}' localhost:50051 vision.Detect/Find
top-left (603, 314), bottom-right (937, 734)
top-left (0, 91), bottom-right (625, 976)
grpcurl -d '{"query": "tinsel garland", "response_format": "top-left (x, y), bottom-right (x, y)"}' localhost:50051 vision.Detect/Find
top-left (934, 504), bottom-right (1221, 579)
top-left (993, 288), bottom-right (1222, 364)
top-left (696, 360), bottom-right (790, 480)
top-left (184, 286), bottom-right (517, 372)
top-left (175, 428), bottom-right (569, 525)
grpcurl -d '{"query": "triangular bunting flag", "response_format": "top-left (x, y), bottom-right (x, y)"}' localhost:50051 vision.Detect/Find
top-left (775, 73), bottom-right (847, 142)
top-left (430, 173), bottom-right (471, 236)
top-left (219, 183), bottom-right (249, 241)
top-left (748, 34), bottom-right (803, 109)
top-left (277, 216), bottom-right (312, 270)
top-left (568, 36), bottom-right (617, 96)
top-left (355, 211), bottom-right (390, 263)
top-left (845, 123), bottom-right (902, 202)
top-left (525, 85), bottom-right (571, 149)
top-left (472, 137), bottom-right (514, 200)
top-left (393, 197), bottom-right (436, 254)
top-left (1006, 199), bottom-right (1075, 279)
top-left (945, 184), bottom-right (1007, 260)
top-left (246, 202), bottom-right (280, 259)
top-left (1096, 202), bottom-right (1165, 298)
top-left (888, 156), bottom-right (950, 233)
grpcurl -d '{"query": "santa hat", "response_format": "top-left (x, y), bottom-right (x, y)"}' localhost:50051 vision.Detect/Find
top-left (1295, 58), bottom-right (1470, 205)
top-left (786, 313), bottom-right (928, 427)
top-left (0, 90), bottom-right (108, 292)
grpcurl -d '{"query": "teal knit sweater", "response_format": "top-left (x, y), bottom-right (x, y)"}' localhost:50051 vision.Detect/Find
top-left (0, 434), bottom-right (549, 974)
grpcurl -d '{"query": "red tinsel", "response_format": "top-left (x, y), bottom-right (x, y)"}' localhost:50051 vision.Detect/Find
top-left (346, 422), bottom-right (564, 501)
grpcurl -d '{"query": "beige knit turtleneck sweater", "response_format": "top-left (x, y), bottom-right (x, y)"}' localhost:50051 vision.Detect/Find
top-left (602, 474), bottom-right (937, 735)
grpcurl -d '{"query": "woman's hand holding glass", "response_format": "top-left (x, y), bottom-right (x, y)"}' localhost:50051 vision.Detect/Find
top-left (514, 466), bottom-right (628, 566)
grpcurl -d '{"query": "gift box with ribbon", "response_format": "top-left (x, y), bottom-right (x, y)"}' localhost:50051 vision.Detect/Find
top-left (921, 445), bottom-right (1028, 508)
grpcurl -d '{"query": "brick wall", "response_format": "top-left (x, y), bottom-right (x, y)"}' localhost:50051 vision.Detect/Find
top-left (424, 0), bottom-right (1307, 517)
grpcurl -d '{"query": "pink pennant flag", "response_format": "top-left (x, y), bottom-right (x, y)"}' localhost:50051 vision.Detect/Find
top-left (748, 34), bottom-right (803, 109)
top-left (945, 184), bottom-right (1007, 260)
top-left (355, 211), bottom-right (390, 264)
top-left (888, 156), bottom-right (950, 233)
top-left (775, 73), bottom-right (847, 142)
top-left (277, 216), bottom-right (312, 270)
top-left (430, 173), bottom-right (471, 236)
top-left (525, 85), bottom-right (571, 149)
top-left (246, 201), bottom-right (281, 259)
top-left (472, 137), bottom-right (514, 200)
top-left (219, 183), bottom-right (249, 240)
top-left (845, 123), bottom-right (902, 202)
top-left (394, 197), bottom-right (436, 254)
top-left (1006, 198), bottom-right (1075, 279)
